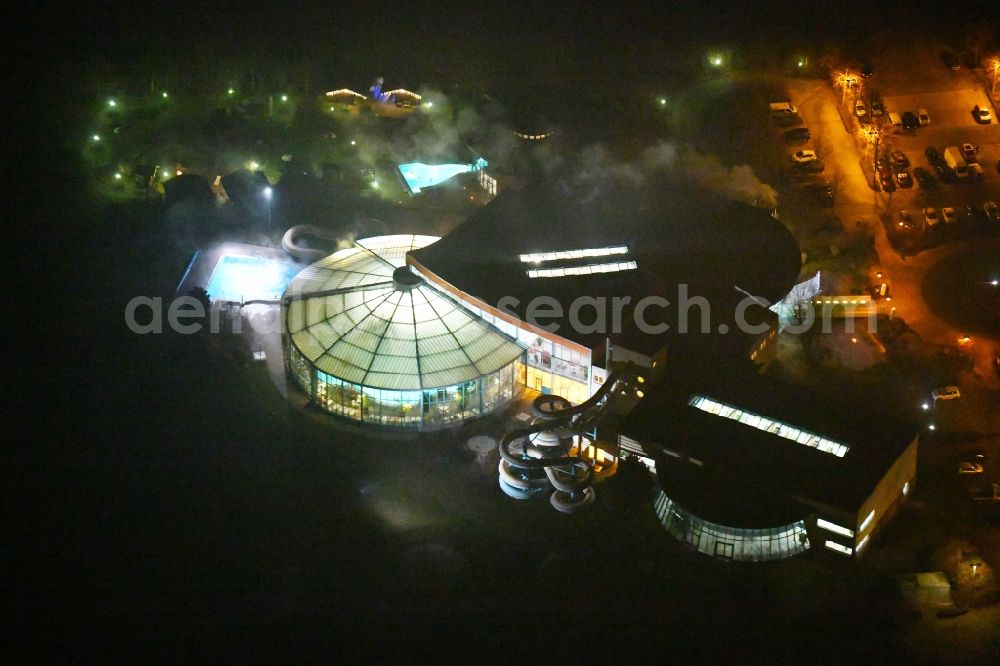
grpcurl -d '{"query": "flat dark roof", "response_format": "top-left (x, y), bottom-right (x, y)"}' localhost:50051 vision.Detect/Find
top-left (409, 181), bottom-right (801, 355)
top-left (624, 366), bottom-right (918, 524)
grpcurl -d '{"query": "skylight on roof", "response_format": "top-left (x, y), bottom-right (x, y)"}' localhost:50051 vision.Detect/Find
top-left (688, 394), bottom-right (850, 457)
top-left (519, 246), bottom-right (628, 263)
top-left (526, 260), bottom-right (637, 279)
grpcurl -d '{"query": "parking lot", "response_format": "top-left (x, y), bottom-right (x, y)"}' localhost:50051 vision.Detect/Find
top-left (878, 87), bottom-right (1000, 215)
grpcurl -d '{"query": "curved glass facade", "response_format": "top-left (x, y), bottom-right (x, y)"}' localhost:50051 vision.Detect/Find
top-left (654, 490), bottom-right (810, 562)
top-left (282, 235), bottom-right (526, 429)
top-left (288, 346), bottom-right (520, 428)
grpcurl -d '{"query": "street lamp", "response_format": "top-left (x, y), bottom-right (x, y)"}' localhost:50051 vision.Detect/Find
top-left (107, 98), bottom-right (117, 108)
top-left (263, 186), bottom-right (272, 231)
top-left (861, 126), bottom-right (882, 188)
top-left (281, 94), bottom-right (288, 102)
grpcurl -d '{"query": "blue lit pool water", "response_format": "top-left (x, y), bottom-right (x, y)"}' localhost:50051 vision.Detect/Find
top-left (398, 158), bottom-right (487, 194)
top-left (206, 254), bottom-right (301, 302)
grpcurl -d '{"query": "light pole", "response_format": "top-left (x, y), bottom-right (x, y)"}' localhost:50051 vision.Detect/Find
top-left (990, 57), bottom-right (1000, 95)
top-left (861, 126), bottom-right (882, 189)
top-left (263, 186), bottom-right (272, 232)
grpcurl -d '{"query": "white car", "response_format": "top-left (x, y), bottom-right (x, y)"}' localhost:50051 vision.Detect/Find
top-left (855, 100), bottom-right (866, 117)
top-left (958, 462), bottom-right (984, 475)
top-left (922, 208), bottom-right (940, 227)
top-left (973, 105), bottom-right (992, 123)
top-left (918, 108), bottom-right (930, 126)
top-left (932, 386), bottom-right (961, 401)
top-left (792, 149), bottom-right (817, 163)
top-left (941, 207), bottom-right (958, 224)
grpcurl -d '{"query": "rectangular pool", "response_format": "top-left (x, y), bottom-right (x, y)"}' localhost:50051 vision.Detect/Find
top-left (206, 254), bottom-right (302, 302)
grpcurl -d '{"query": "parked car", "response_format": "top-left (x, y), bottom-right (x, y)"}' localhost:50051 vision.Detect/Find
top-left (902, 111), bottom-right (919, 129)
top-left (925, 146), bottom-right (943, 164)
top-left (962, 143), bottom-right (977, 161)
top-left (792, 149), bottom-right (817, 163)
top-left (959, 462), bottom-right (984, 475)
top-left (855, 100), bottom-right (867, 117)
top-left (880, 171), bottom-right (896, 191)
top-left (923, 208), bottom-right (940, 227)
top-left (935, 164), bottom-right (955, 183)
top-left (957, 450), bottom-right (988, 465)
top-left (942, 51), bottom-right (961, 70)
top-left (941, 207), bottom-right (958, 224)
top-left (897, 210), bottom-right (914, 230)
top-left (870, 100), bottom-right (884, 118)
top-left (984, 201), bottom-right (1000, 222)
top-left (896, 169), bottom-right (913, 188)
top-left (783, 127), bottom-right (810, 142)
top-left (973, 105), bottom-right (993, 123)
top-left (932, 386), bottom-right (961, 400)
top-left (876, 154), bottom-right (891, 171)
top-left (802, 181), bottom-right (834, 206)
top-left (913, 167), bottom-right (936, 188)
top-left (969, 163), bottom-right (984, 181)
top-left (918, 108), bottom-right (930, 126)
top-left (890, 150), bottom-right (909, 167)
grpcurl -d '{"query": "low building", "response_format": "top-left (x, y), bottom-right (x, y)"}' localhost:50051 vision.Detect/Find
top-left (622, 367), bottom-right (917, 561)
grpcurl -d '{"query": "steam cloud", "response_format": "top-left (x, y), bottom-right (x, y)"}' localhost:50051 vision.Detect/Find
top-left (348, 87), bottom-right (777, 208)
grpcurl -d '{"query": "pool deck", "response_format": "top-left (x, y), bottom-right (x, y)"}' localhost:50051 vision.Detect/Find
top-left (175, 241), bottom-right (304, 298)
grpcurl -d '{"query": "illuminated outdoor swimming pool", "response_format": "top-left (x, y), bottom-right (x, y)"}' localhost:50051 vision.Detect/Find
top-left (398, 157), bottom-right (487, 194)
top-left (206, 254), bottom-right (301, 302)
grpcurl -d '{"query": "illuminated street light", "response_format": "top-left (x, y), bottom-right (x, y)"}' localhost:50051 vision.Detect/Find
top-left (281, 94), bottom-right (288, 102)
top-left (658, 97), bottom-right (667, 106)
top-left (424, 100), bottom-right (433, 108)
top-left (227, 87), bottom-right (235, 95)
top-left (797, 58), bottom-right (806, 68)
top-left (928, 424), bottom-right (936, 431)
top-left (263, 186), bottom-right (273, 230)
top-left (249, 161), bottom-right (259, 171)
top-left (92, 134), bottom-right (100, 142)
top-left (114, 173), bottom-right (122, 180)
top-left (108, 99), bottom-right (117, 107)
top-left (709, 54), bottom-right (724, 67)
top-left (921, 403), bottom-right (930, 411)
top-left (350, 140), bottom-right (356, 146)
top-left (372, 180), bottom-right (379, 189)
top-left (161, 91), bottom-right (168, 98)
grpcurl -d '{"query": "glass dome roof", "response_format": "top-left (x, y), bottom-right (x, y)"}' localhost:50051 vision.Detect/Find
top-left (284, 235), bottom-right (525, 391)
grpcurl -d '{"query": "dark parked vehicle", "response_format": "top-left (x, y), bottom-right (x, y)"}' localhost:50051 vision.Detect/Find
top-left (890, 150), bottom-right (909, 168)
top-left (876, 155), bottom-right (891, 172)
top-left (862, 62), bottom-right (874, 78)
top-left (935, 164), bottom-right (955, 183)
top-left (902, 111), bottom-right (919, 129)
top-left (783, 127), bottom-right (810, 142)
top-left (791, 160), bottom-right (825, 177)
top-left (925, 146), bottom-right (943, 164)
top-left (802, 181), bottom-right (834, 206)
top-left (879, 171), bottom-right (896, 191)
top-left (870, 99), bottom-right (884, 118)
top-left (942, 51), bottom-right (961, 70)
top-left (895, 169), bottom-right (913, 188)
top-left (913, 167), bottom-right (936, 188)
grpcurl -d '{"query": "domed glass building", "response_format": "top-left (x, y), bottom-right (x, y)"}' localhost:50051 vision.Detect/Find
top-left (282, 235), bottom-right (525, 428)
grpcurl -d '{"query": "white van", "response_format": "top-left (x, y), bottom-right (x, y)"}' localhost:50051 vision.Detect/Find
top-left (887, 112), bottom-right (903, 129)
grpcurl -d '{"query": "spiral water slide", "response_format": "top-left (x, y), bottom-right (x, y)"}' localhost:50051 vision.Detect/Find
top-left (281, 225), bottom-right (343, 262)
top-left (497, 370), bottom-right (637, 513)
